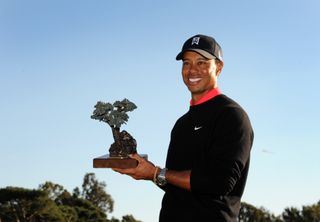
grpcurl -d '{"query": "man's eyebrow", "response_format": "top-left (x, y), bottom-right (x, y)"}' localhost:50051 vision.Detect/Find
top-left (197, 57), bottom-right (210, 61)
top-left (192, 58), bottom-right (210, 62)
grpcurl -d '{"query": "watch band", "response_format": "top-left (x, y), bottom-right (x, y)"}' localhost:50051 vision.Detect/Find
top-left (156, 168), bottom-right (167, 187)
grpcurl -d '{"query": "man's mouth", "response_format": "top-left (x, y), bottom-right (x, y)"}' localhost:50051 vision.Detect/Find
top-left (189, 78), bottom-right (202, 83)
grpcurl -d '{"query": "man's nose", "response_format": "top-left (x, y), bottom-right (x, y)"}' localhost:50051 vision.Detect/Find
top-left (189, 63), bottom-right (199, 74)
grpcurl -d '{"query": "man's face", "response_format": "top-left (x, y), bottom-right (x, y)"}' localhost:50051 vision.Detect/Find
top-left (181, 51), bottom-right (222, 101)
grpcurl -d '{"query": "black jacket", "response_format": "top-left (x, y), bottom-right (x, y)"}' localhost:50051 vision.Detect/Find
top-left (159, 95), bottom-right (254, 222)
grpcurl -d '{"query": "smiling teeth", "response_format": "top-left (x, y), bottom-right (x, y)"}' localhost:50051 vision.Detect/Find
top-left (189, 78), bottom-right (201, 82)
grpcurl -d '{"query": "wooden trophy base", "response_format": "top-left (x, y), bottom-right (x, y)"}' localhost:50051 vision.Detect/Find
top-left (93, 154), bottom-right (148, 169)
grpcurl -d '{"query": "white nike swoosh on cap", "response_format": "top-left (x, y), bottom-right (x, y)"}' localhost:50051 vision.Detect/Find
top-left (194, 126), bottom-right (202, 130)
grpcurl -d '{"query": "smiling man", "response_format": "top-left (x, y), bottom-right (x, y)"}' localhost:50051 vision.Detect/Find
top-left (181, 50), bottom-right (223, 104)
top-left (113, 34), bottom-right (254, 222)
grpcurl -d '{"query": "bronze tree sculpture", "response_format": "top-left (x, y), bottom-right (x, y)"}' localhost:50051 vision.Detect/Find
top-left (91, 99), bottom-right (137, 158)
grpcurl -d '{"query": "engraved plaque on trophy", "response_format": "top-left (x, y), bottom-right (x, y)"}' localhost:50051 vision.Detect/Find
top-left (91, 99), bottom-right (147, 169)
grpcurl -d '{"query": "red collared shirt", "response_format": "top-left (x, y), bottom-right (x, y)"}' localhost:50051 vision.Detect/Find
top-left (190, 87), bottom-right (221, 106)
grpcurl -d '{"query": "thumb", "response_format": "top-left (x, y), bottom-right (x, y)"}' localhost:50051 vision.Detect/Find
top-left (129, 153), bottom-right (142, 161)
top-left (129, 153), bottom-right (150, 166)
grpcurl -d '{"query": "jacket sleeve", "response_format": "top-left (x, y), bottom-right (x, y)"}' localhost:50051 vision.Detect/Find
top-left (190, 107), bottom-right (254, 195)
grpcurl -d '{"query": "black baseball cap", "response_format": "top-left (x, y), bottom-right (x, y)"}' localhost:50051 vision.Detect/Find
top-left (176, 34), bottom-right (223, 61)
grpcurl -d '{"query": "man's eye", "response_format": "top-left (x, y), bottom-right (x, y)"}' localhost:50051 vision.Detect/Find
top-left (183, 62), bottom-right (190, 66)
top-left (198, 60), bottom-right (209, 67)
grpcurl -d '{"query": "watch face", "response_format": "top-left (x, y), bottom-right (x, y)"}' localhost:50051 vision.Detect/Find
top-left (157, 168), bottom-right (167, 186)
top-left (157, 178), bottom-right (166, 186)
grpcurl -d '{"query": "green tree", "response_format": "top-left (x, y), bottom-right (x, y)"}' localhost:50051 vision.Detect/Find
top-left (239, 202), bottom-right (280, 222)
top-left (39, 182), bottom-right (80, 222)
top-left (39, 181), bottom-right (69, 203)
top-left (282, 201), bottom-right (320, 222)
top-left (80, 172), bottom-right (114, 213)
top-left (0, 173), bottom-right (141, 222)
top-left (109, 217), bottom-right (121, 222)
top-left (0, 186), bottom-right (64, 222)
top-left (121, 214), bottom-right (142, 222)
top-left (39, 180), bottom-right (109, 222)
top-left (302, 201), bottom-right (320, 221)
top-left (282, 206), bottom-right (303, 222)
top-left (59, 196), bottom-right (108, 222)
top-left (58, 205), bottom-right (78, 222)
top-left (108, 215), bottom-right (142, 222)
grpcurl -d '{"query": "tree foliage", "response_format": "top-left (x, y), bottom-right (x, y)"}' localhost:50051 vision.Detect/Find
top-left (239, 201), bottom-right (320, 222)
top-left (239, 202), bottom-right (280, 222)
top-left (1, 173), bottom-right (319, 222)
top-left (91, 99), bottom-right (137, 129)
top-left (121, 214), bottom-right (142, 222)
top-left (0, 187), bottom-right (64, 222)
top-left (282, 206), bottom-right (303, 222)
top-left (301, 202), bottom-right (320, 221)
top-left (0, 173), bottom-right (140, 222)
top-left (282, 202), bottom-right (320, 222)
top-left (80, 172), bottom-right (114, 213)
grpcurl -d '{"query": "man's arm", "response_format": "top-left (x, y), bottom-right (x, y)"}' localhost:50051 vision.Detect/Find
top-left (165, 169), bottom-right (191, 191)
top-left (112, 154), bottom-right (191, 191)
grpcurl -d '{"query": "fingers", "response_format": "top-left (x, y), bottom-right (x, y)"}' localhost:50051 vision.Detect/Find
top-left (112, 154), bottom-right (155, 180)
top-left (112, 167), bottom-right (142, 180)
top-left (129, 153), bottom-right (143, 162)
top-left (112, 167), bottom-right (135, 175)
top-left (129, 154), bottom-right (153, 168)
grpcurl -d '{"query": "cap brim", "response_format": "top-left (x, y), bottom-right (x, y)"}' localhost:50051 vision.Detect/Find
top-left (176, 49), bottom-right (216, 60)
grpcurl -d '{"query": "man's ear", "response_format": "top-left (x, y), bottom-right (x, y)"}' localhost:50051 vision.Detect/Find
top-left (216, 60), bottom-right (224, 76)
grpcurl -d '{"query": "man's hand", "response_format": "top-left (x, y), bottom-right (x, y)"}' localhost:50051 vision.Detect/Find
top-left (113, 154), bottom-right (191, 191)
top-left (112, 153), bottom-right (156, 181)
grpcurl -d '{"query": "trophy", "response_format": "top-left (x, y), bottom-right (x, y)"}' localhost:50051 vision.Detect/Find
top-left (91, 98), bottom-right (147, 169)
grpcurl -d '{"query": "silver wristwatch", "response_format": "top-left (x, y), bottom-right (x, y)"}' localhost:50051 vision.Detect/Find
top-left (156, 168), bottom-right (167, 186)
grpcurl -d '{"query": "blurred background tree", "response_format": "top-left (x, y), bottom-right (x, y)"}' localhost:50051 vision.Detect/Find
top-left (1, 175), bottom-right (319, 222)
top-left (0, 173), bottom-right (141, 222)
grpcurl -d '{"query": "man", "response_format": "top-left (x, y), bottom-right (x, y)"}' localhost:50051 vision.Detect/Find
top-left (113, 34), bottom-right (254, 221)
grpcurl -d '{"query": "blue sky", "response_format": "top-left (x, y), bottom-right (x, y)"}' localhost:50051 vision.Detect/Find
top-left (1, 0), bottom-right (320, 221)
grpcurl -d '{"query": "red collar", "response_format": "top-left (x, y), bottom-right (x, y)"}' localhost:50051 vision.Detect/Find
top-left (190, 87), bottom-right (221, 106)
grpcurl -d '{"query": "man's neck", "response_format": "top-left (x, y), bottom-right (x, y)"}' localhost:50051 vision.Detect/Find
top-left (190, 87), bottom-right (221, 106)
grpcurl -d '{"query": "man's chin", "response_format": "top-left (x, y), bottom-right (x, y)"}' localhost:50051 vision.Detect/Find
top-left (188, 88), bottom-right (206, 95)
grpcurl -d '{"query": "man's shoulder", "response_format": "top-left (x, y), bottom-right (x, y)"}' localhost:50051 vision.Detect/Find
top-left (210, 94), bottom-right (252, 123)
top-left (212, 94), bottom-right (240, 106)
